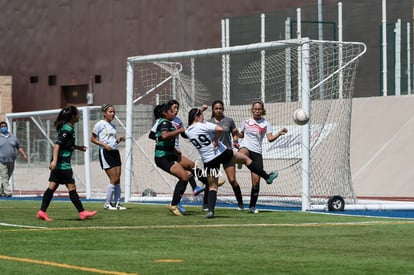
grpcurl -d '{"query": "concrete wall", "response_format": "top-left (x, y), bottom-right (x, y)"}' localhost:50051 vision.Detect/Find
top-left (0, 76), bottom-right (12, 121)
top-left (351, 95), bottom-right (414, 198)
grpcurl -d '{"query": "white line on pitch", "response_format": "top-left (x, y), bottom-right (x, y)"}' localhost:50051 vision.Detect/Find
top-left (0, 222), bottom-right (47, 229)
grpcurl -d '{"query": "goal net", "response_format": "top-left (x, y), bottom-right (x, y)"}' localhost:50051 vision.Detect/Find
top-left (125, 38), bottom-right (366, 210)
top-left (6, 107), bottom-right (105, 198)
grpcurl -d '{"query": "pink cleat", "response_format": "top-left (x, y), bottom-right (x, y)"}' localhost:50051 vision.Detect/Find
top-left (36, 210), bottom-right (53, 221)
top-left (79, 210), bottom-right (97, 220)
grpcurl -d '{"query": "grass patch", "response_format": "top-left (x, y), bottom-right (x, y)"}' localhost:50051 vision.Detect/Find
top-left (1, 200), bottom-right (414, 274)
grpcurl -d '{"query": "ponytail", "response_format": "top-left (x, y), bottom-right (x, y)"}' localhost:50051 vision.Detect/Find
top-left (55, 106), bottom-right (78, 131)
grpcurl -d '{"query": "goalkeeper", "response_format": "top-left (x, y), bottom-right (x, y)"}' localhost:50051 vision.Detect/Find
top-left (207, 100), bottom-right (244, 211)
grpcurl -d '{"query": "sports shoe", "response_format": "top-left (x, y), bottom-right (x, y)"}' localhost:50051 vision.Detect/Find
top-left (177, 202), bottom-right (186, 214)
top-left (36, 210), bottom-right (53, 221)
top-left (205, 211), bottom-right (215, 219)
top-left (115, 203), bottom-right (127, 210)
top-left (167, 204), bottom-right (183, 216)
top-left (202, 204), bottom-right (209, 212)
top-left (249, 207), bottom-right (259, 214)
top-left (79, 210), bottom-right (97, 220)
top-left (193, 186), bottom-right (205, 196)
top-left (104, 203), bottom-right (117, 210)
top-left (265, 171), bottom-right (279, 184)
top-left (237, 203), bottom-right (245, 211)
top-left (218, 179), bottom-right (226, 186)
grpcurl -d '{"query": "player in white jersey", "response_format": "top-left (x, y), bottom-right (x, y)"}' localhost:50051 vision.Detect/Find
top-left (91, 104), bottom-right (126, 211)
top-left (238, 100), bottom-right (288, 214)
top-left (185, 107), bottom-right (279, 219)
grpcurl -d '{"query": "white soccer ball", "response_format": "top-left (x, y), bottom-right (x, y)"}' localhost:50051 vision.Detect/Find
top-left (293, 108), bottom-right (310, 125)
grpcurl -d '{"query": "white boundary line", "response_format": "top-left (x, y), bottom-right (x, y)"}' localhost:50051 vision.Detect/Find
top-left (2, 220), bottom-right (414, 232)
top-left (0, 222), bottom-right (47, 229)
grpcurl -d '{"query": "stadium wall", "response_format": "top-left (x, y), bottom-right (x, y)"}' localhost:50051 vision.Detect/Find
top-left (0, 0), bottom-right (413, 113)
top-left (351, 95), bottom-right (414, 199)
top-left (0, 76), bottom-right (12, 119)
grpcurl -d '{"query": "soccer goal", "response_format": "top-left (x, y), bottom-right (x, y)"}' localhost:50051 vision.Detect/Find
top-left (6, 106), bottom-right (105, 198)
top-left (125, 38), bottom-right (367, 211)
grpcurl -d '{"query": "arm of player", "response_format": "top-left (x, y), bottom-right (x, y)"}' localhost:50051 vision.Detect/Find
top-left (49, 144), bottom-right (60, 170)
top-left (161, 127), bottom-right (185, 140)
top-left (232, 128), bottom-right (241, 149)
top-left (75, 145), bottom-right (88, 152)
top-left (212, 125), bottom-right (224, 149)
top-left (267, 127), bottom-right (288, 142)
top-left (91, 133), bottom-right (112, 151)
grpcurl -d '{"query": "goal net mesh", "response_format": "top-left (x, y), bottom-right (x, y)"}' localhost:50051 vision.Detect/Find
top-left (126, 39), bottom-right (366, 208)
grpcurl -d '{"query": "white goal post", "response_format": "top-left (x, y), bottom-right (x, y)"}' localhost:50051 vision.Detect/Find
top-left (125, 38), bottom-right (367, 210)
top-left (6, 106), bottom-right (101, 199)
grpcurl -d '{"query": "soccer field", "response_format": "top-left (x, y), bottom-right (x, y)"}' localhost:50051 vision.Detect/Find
top-left (1, 199), bottom-right (414, 275)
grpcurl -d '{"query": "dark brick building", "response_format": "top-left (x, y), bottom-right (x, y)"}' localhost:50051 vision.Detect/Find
top-left (0, 0), bottom-right (413, 112)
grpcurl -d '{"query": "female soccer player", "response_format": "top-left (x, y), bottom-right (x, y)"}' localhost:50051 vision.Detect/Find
top-left (207, 100), bottom-right (244, 210)
top-left (238, 100), bottom-right (288, 214)
top-left (91, 104), bottom-right (126, 210)
top-left (185, 107), bottom-right (278, 219)
top-left (153, 101), bottom-right (196, 216)
top-left (36, 106), bottom-right (97, 221)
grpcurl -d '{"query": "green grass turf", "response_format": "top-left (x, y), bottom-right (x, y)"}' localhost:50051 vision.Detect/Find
top-left (0, 200), bottom-right (413, 274)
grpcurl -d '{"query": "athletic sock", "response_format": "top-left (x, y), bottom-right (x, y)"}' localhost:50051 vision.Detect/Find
top-left (249, 185), bottom-right (260, 208)
top-left (106, 184), bottom-right (115, 205)
top-left (40, 188), bottom-right (54, 212)
top-left (69, 189), bottom-right (84, 212)
top-left (203, 185), bottom-right (209, 205)
top-left (171, 179), bottom-right (187, 205)
top-left (188, 175), bottom-right (197, 190)
top-left (247, 162), bottom-right (269, 180)
top-left (232, 184), bottom-right (243, 205)
top-left (207, 190), bottom-right (217, 212)
top-left (114, 184), bottom-right (121, 205)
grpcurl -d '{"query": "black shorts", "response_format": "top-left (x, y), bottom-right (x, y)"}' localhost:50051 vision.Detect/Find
top-left (99, 149), bottom-right (122, 170)
top-left (222, 162), bottom-right (235, 169)
top-left (204, 149), bottom-right (233, 176)
top-left (48, 169), bottom-right (75, 184)
top-left (247, 150), bottom-right (263, 169)
top-left (155, 154), bottom-right (179, 174)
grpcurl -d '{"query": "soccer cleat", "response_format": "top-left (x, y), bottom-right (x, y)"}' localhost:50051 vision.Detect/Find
top-left (265, 171), bottom-right (279, 184)
top-left (237, 203), bottom-right (245, 211)
top-left (36, 210), bottom-right (53, 221)
top-left (116, 203), bottom-right (127, 210)
top-left (218, 179), bottom-right (226, 186)
top-left (192, 186), bottom-right (205, 196)
top-left (205, 211), bottom-right (215, 219)
top-left (177, 202), bottom-right (186, 214)
top-left (167, 204), bottom-right (183, 216)
top-left (79, 210), bottom-right (97, 220)
top-left (249, 207), bottom-right (259, 214)
top-left (104, 203), bottom-right (117, 210)
top-left (202, 204), bottom-right (209, 212)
